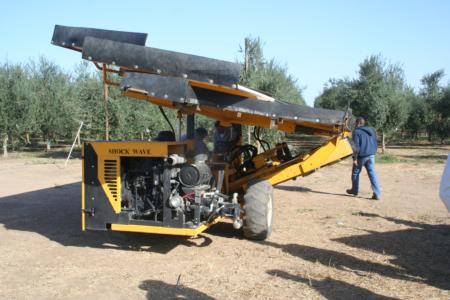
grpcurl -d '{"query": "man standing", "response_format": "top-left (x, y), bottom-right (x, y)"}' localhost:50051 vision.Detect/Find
top-left (193, 127), bottom-right (209, 156)
top-left (213, 122), bottom-right (241, 156)
top-left (181, 127), bottom-right (210, 157)
top-left (346, 117), bottom-right (381, 200)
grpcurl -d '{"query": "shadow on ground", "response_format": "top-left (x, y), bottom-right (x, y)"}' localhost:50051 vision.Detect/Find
top-left (260, 214), bottom-right (450, 291)
top-left (275, 185), bottom-right (366, 199)
top-left (204, 221), bottom-right (243, 239)
top-left (333, 214), bottom-right (450, 290)
top-left (267, 270), bottom-right (399, 300)
top-left (0, 183), bottom-right (211, 254)
top-left (139, 280), bottom-right (213, 300)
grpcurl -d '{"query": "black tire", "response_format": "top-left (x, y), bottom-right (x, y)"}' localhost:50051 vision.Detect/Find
top-left (243, 180), bottom-right (274, 240)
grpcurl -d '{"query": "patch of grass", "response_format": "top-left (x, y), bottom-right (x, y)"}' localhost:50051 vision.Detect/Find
top-left (24, 159), bottom-right (58, 165)
top-left (377, 153), bottom-right (446, 164)
top-left (377, 154), bottom-right (404, 164)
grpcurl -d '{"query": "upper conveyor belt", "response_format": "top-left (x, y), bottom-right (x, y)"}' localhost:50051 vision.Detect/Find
top-left (51, 25), bottom-right (350, 134)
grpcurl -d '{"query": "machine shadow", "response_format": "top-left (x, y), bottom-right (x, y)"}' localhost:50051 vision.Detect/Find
top-left (259, 216), bottom-right (450, 291)
top-left (332, 214), bottom-right (450, 291)
top-left (275, 185), bottom-right (359, 199)
top-left (0, 182), bottom-right (212, 254)
top-left (204, 221), bottom-right (244, 239)
top-left (267, 269), bottom-right (399, 300)
top-left (139, 280), bottom-right (214, 300)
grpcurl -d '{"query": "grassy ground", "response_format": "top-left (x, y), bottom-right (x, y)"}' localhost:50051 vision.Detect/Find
top-left (0, 147), bottom-right (81, 164)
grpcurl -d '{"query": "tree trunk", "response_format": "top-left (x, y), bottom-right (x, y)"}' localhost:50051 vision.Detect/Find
top-left (256, 129), bottom-right (262, 153)
top-left (244, 40), bottom-right (249, 72)
top-left (46, 139), bottom-right (51, 151)
top-left (381, 131), bottom-right (386, 154)
top-left (427, 129), bottom-right (432, 142)
top-left (25, 132), bottom-right (30, 145)
top-left (8, 134), bottom-right (14, 152)
top-left (140, 132), bottom-right (144, 141)
top-left (2, 136), bottom-right (8, 157)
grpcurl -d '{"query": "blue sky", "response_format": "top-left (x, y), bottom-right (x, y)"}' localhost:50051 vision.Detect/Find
top-left (1, 0), bottom-right (449, 106)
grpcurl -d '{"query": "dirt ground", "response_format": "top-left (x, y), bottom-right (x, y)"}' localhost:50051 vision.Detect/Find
top-left (0, 146), bottom-right (449, 300)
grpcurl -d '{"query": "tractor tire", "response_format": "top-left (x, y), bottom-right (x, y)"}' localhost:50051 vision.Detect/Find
top-left (243, 180), bottom-right (274, 240)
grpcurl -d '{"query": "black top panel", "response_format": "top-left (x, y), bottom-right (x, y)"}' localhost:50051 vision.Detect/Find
top-left (191, 88), bottom-right (346, 126)
top-left (120, 72), bottom-right (346, 126)
top-left (51, 25), bottom-right (147, 51)
top-left (83, 37), bottom-right (242, 87)
top-left (121, 72), bottom-right (197, 103)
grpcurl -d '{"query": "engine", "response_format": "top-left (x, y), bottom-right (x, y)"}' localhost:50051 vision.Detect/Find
top-left (120, 155), bottom-right (241, 228)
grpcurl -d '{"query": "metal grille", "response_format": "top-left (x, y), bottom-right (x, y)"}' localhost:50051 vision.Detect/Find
top-left (104, 160), bottom-right (118, 202)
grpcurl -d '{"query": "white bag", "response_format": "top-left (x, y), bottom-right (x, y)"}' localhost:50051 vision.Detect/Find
top-left (440, 152), bottom-right (450, 213)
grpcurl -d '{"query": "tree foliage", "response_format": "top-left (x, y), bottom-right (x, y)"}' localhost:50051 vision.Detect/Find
top-left (419, 70), bottom-right (450, 142)
top-left (239, 36), bottom-right (305, 146)
top-left (1, 43), bottom-right (449, 157)
top-left (315, 55), bottom-right (450, 144)
top-left (240, 37), bottom-right (305, 106)
top-left (0, 59), bottom-right (168, 154)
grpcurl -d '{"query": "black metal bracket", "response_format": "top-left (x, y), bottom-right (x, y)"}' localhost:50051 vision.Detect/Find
top-left (82, 208), bottom-right (95, 216)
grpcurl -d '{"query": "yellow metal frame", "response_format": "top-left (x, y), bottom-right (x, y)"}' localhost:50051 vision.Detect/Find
top-left (228, 133), bottom-right (353, 192)
top-left (121, 90), bottom-right (343, 135)
top-left (97, 158), bottom-right (121, 213)
top-left (111, 217), bottom-right (224, 236)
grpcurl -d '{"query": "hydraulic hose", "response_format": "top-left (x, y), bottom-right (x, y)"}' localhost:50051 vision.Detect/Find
top-left (158, 106), bottom-right (175, 135)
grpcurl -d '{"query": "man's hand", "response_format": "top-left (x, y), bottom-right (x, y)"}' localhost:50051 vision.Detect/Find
top-left (353, 160), bottom-right (358, 166)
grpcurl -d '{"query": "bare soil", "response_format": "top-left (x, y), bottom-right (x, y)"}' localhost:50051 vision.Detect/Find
top-left (0, 146), bottom-right (449, 300)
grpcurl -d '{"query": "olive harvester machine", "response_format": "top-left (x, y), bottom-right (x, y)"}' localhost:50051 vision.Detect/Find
top-left (51, 25), bottom-right (353, 240)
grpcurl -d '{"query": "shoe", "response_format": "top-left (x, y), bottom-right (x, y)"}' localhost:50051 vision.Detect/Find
top-left (371, 194), bottom-right (380, 200)
top-left (346, 189), bottom-right (358, 196)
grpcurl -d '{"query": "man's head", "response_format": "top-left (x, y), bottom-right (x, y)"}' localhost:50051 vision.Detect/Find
top-left (214, 121), bottom-right (227, 134)
top-left (355, 117), bottom-right (365, 127)
top-left (195, 127), bottom-right (208, 139)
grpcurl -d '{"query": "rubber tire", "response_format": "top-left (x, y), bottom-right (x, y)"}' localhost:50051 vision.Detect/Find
top-left (243, 180), bottom-right (274, 240)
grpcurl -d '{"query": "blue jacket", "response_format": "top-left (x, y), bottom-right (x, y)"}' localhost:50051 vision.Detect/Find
top-left (352, 126), bottom-right (378, 158)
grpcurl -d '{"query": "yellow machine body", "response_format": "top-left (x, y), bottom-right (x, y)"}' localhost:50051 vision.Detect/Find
top-left (53, 24), bottom-right (354, 240)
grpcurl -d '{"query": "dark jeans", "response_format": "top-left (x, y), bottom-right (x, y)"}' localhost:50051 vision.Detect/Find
top-left (351, 155), bottom-right (381, 197)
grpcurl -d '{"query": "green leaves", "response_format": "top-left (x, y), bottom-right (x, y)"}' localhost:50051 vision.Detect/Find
top-left (420, 70), bottom-right (450, 142)
top-left (238, 36), bottom-right (305, 146)
top-left (315, 56), bottom-right (450, 143)
top-left (315, 55), bottom-right (409, 136)
top-left (239, 37), bottom-right (305, 106)
top-left (0, 58), bottom-right (164, 151)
